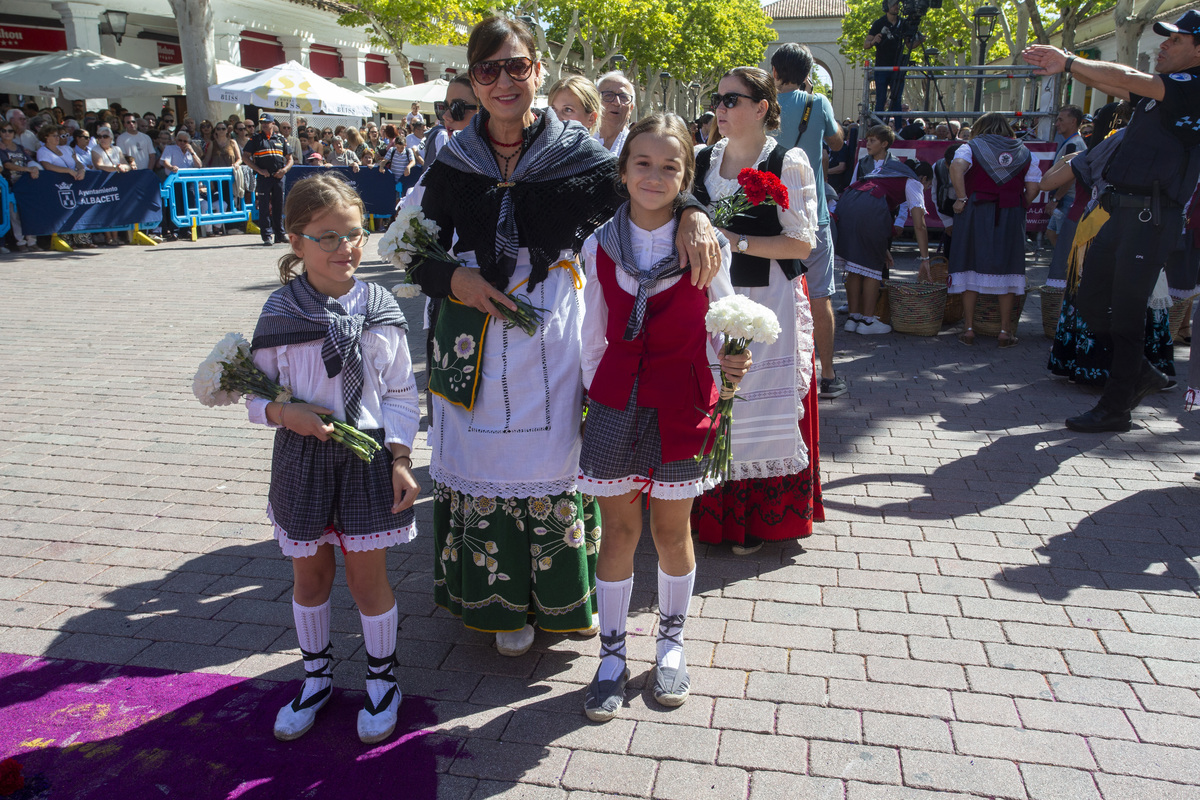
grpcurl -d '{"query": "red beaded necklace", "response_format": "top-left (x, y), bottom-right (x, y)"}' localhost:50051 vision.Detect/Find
top-left (487, 129), bottom-right (523, 148)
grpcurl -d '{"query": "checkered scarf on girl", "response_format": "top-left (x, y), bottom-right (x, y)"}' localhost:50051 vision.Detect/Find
top-left (251, 273), bottom-right (407, 425)
top-left (594, 202), bottom-right (685, 341)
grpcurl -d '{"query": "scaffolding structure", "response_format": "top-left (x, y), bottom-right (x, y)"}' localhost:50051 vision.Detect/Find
top-left (860, 61), bottom-right (1063, 138)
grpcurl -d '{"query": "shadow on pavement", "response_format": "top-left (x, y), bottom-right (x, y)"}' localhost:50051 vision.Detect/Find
top-left (999, 484), bottom-right (1200, 600)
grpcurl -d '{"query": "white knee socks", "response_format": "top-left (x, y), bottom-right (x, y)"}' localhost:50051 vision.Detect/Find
top-left (595, 576), bottom-right (633, 681)
top-left (360, 603), bottom-right (398, 707)
top-left (657, 567), bottom-right (695, 671)
top-left (293, 598), bottom-right (331, 704)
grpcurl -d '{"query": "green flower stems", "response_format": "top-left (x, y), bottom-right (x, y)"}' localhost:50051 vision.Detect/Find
top-left (220, 355), bottom-right (382, 463)
top-left (696, 336), bottom-right (750, 483)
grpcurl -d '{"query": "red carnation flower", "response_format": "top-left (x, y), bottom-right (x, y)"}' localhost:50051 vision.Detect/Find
top-left (0, 758), bottom-right (24, 796)
top-left (762, 173), bottom-right (789, 210)
top-left (737, 169), bottom-right (769, 205)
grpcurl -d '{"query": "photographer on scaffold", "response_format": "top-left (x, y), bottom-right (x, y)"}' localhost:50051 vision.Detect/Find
top-left (865, 0), bottom-right (907, 118)
top-left (1024, 10), bottom-right (1200, 433)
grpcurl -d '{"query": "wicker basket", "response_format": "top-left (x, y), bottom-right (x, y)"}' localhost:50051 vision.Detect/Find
top-left (926, 256), bottom-right (962, 325)
top-left (1039, 285), bottom-right (1064, 338)
top-left (886, 281), bottom-right (947, 336)
top-left (1168, 297), bottom-right (1193, 342)
top-left (973, 292), bottom-right (1028, 337)
top-left (874, 286), bottom-right (891, 324)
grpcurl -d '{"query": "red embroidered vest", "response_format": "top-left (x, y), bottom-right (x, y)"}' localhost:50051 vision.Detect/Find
top-left (965, 160), bottom-right (1030, 209)
top-left (589, 244), bottom-right (719, 462)
top-left (852, 176), bottom-right (910, 216)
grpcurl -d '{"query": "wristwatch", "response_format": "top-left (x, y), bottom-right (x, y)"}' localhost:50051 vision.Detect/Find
top-left (737, 235), bottom-right (749, 253)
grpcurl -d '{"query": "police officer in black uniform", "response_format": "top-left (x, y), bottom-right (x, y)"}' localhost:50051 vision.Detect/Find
top-left (244, 112), bottom-right (294, 246)
top-left (1025, 11), bottom-right (1200, 432)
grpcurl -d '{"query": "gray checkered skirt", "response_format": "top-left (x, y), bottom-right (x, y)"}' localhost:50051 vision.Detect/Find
top-left (266, 427), bottom-right (415, 554)
top-left (578, 381), bottom-right (714, 500)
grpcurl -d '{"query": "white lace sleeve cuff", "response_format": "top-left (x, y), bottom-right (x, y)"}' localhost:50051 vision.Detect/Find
top-left (779, 148), bottom-right (819, 245)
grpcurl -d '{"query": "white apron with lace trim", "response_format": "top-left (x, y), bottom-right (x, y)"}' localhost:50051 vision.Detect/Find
top-left (429, 248), bottom-right (586, 499)
top-left (704, 138), bottom-right (819, 481)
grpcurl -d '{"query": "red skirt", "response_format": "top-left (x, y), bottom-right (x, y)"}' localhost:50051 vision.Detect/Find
top-left (692, 283), bottom-right (825, 545)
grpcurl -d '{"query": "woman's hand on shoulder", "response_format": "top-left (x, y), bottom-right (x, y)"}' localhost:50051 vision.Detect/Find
top-left (279, 402), bottom-right (335, 440)
top-left (677, 207), bottom-right (721, 289)
top-left (718, 347), bottom-right (752, 388)
top-left (450, 268), bottom-right (518, 319)
top-left (390, 452), bottom-right (420, 513)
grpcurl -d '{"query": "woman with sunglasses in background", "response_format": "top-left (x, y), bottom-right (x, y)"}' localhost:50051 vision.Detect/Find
top-left (594, 71), bottom-right (635, 154)
top-left (690, 66), bottom-right (824, 557)
top-left (91, 125), bottom-right (130, 246)
top-left (409, 15), bottom-right (721, 661)
top-left (0, 122), bottom-right (40, 252)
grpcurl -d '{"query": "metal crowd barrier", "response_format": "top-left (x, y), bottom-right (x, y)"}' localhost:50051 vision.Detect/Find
top-left (161, 168), bottom-right (254, 241)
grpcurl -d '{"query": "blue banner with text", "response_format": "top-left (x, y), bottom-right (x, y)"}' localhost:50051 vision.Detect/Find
top-left (12, 169), bottom-right (162, 236)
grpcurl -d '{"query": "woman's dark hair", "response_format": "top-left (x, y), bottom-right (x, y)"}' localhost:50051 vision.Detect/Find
top-left (770, 43), bottom-right (814, 87)
top-left (467, 15), bottom-right (538, 67)
top-left (37, 123), bottom-right (62, 143)
top-left (908, 159), bottom-right (934, 181)
top-left (723, 67), bottom-right (781, 131)
top-left (616, 113), bottom-right (697, 198)
top-left (449, 75), bottom-right (476, 97)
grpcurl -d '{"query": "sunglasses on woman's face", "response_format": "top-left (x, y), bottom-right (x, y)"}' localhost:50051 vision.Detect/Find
top-left (469, 56), bottom-right (533, 86)
top-left (0, 129), bottom-right (13, 134)
top-left (705, 91), bottom-right (753, 109)
top-left (435, 99), bottom-right (479, 122)
top-left (98, 133), bottom-right (112, 139)
top-left (235, 126), bottom-right (245, 132)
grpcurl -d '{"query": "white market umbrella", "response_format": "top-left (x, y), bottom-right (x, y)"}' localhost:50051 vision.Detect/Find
top-left (207, 61), bottom-right (376, 117)
top-left (0, 49), bottom-right (184, 99)
top-left (371, 79), bottom-right (447, 115)
top-left (157, 60), bottom-right (252, 87)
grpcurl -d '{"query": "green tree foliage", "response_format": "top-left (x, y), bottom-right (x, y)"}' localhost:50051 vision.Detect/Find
top-left (335, 0), bottom-right (491, 84)
top-left (526, 0), bottom-right (774, 115)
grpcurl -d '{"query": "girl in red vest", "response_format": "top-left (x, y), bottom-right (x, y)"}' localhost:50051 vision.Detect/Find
top-left (577, 114), bottom-right (749, 721)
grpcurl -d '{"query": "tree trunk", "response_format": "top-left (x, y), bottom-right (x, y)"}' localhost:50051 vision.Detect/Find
top-left (1114, 0), bottom-right (1168, 67)
top-left (168, 0), bottom-right (219, 121)
top-left (360, 11), bottom-right (412, 85)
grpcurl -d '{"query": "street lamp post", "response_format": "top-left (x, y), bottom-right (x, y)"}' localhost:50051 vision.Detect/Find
top-left (689, 81), bottom-right (701, 118)
top-left (973, 5), bottom-right (1000, 113)
top-left (660, 71), bottom-right (671, 112)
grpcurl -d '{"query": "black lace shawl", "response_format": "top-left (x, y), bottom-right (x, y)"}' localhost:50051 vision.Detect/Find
top-left (414, 110), bottom-right (622, 297)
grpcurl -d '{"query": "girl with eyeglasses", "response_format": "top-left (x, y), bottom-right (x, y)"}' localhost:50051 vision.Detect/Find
top-left (247, 172), bottom-right (420, 745)
top-left (408, 15), bottom-right (722, 662)
top-left (594, 71), bottom-right (636, 153)
top-left (690, 66), bottom-right (824, 557)
top-left (0, 123), bottom-right (40, 251)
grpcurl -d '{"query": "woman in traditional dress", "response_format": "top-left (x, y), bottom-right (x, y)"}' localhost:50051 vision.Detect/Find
top-left (948, 113), bottom-right (1042, 347)
top-left (690, 66), bottom-right (824, 556)
top-left (411, 15), bottom-right (721, 656)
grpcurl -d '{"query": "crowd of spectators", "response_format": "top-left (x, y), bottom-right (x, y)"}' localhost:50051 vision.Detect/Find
top-left (0, 98), bottom-right (436, 252)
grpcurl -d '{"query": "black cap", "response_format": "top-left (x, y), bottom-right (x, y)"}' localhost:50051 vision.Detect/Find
top-left (1153, 9), bottom-right (1200, 36)
top-left (259, 113), bottom-right (275, 123)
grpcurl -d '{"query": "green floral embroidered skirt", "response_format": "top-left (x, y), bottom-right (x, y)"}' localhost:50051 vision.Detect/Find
top-left (432, 483), bottom-right (601, 633)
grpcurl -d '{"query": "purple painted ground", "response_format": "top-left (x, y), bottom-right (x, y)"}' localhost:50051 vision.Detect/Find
top-left (0, 653), bottom-right (456, 799)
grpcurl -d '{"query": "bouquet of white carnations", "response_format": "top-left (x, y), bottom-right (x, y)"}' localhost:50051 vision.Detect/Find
top-left (698, 295), bottom-right (781, 482)
top-left (192, 333), bottom-right (383, 462)
top-left (376, 206), bottom-right (545, 335)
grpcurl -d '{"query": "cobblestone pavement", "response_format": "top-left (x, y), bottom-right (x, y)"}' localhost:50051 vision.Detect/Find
top-left (1, 234), bottom-right (1198, 800)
